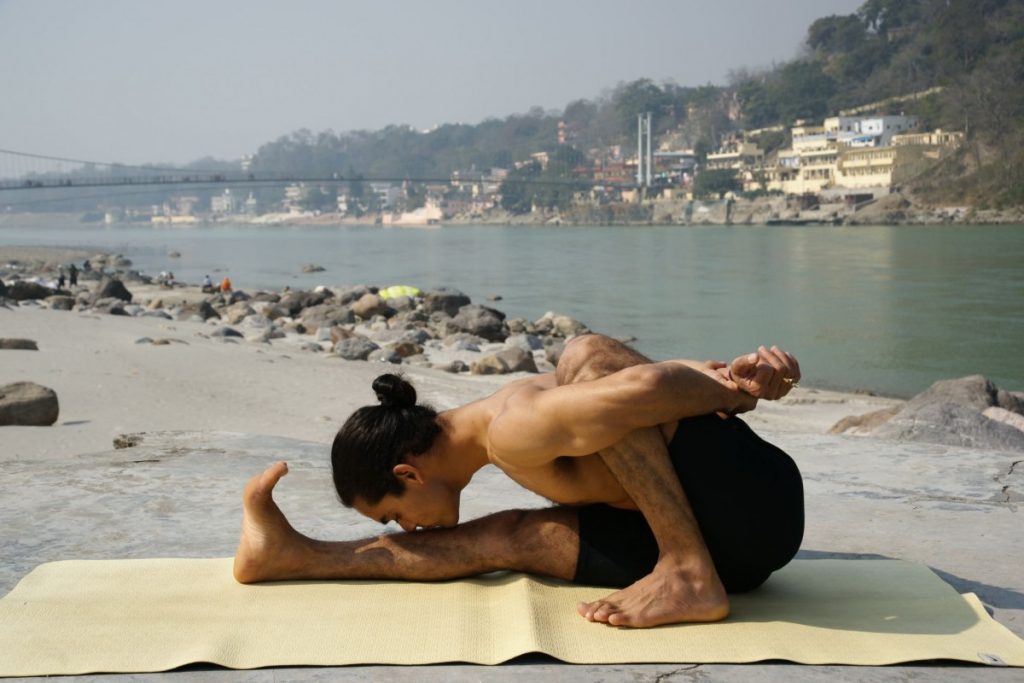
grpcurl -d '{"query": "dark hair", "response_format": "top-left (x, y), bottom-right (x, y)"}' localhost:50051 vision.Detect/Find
top-left (331, 373), bottom-right (442, 506)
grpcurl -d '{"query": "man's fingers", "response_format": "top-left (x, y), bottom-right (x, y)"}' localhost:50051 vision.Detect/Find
top-left (783, 349), bottom-right (802, 382)
top-left (769, 345), bottom-right (798, 380)
top-left (757, 347), bottom-right (783, 394)
top-left (731, 352), bottom-right (759, 377)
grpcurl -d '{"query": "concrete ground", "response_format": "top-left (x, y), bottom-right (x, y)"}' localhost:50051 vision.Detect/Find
top-left (1, 429), bottom-right (1021, 681)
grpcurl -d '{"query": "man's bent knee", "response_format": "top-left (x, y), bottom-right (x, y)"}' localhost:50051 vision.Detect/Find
top-left (555, 334), bottom-right (650, 385)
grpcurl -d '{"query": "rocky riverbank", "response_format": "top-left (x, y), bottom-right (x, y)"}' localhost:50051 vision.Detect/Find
top-left (0, 248), bottom-right (593, 377)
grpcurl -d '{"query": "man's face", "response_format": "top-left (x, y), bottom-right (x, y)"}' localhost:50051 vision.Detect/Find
top-left (354, 478), bottom-right (460, 533)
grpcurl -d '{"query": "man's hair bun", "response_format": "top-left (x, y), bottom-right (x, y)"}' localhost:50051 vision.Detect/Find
top-left (372, 374), bottom-right (417, 409)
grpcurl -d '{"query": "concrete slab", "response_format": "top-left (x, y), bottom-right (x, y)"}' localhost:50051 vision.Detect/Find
top-left (1, 430), bottom-right (1022, 681)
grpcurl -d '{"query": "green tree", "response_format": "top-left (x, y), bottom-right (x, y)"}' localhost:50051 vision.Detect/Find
top-left (694, 169), bottom-right (741, 198)
top-left (500, 162), bottom-right (541, 214)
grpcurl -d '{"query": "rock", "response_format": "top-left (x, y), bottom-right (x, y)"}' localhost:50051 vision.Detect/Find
top-left (177, 300), bottom-right (221, 322)
top-left (470, 355), bottom-right (509, 375)
top-left (495, 346), bottom-right (538, 373)
top-left (0, 338), bottom-right (38, 350)
top-left (330, 326), bottom-right (355, 346)
top-left (983, 406), bottom-right (1024, 433)
top-left (92, 277), bottom-right (132, 303)
top-left (210, 326), bottom-right (243, 338)
top-left (0, 280), bottom-right (6, 298)
top-left (111, 254), bottom-right (132, 267)
top-left (122, 304), bottom-right (145, 316)
top-left (0, 381), bottom-right (59, 426)
top-left (544, 339), bottom-right (566, 366)
top-left (301, 264), bottom-right (326, 273)
top-left (226, 303), bottom-right (256, 325)
top-left (300, 303), bottom-right (354, 330)
top-left (249, 291), bottom-right (280, 303)
top-left (397, 329), bottom-right (433, 346)
top-left (7, 281), bottom-right (54, 302)
top-left (505, 334), bottom-right (543, 352)
top-left (387, 295), bottom-right (416, 312)
top-left (135, 337), bottom-right (153, 344)
top-left (351, 293), bottom-right (389, 320)
top-left (997, 390), bottom-right (1024, 416)
top-left (141, 310), bottom-right (172, 320)
top-left (451, 304), bottom-right (507, 342)
top-left (434, 359), bottom-right (469, 373)
top-left (300, 341), bottom-right (324, 353)
top-left (873, 401), bottom-right (1024, 452)
top-left (828, 406), bottom-right (901, 435)
top-left (487, 294), bottom-right (503, 301)
top-left (106, 303), bottom-right (128, 316)
top-left (422, 288), bottom-right (471, 317)
top-left (391, 342), bottom-right (423, 358)
top-left (367, 348), bottom-right (402, 364)
top-left (279, 289), bottom-right (332, 317)
top-left (335, 285), bottom-right (371, 306)
top-left (904, 375), bottom-right (998, 413)
top-left (113, 433), bottom-right (144, 449)
top-left (536, 311), bottom-right (590, 338)
top-left (167, 251), bottom-right (181, 258)
top-left (506, 318), bottom-right (530, 335)
top-left (46, 295), bottom-right (75, 311)
top-left (443, 332), bottom-right (484, 352)
top-left (334, 337), bottom-right (380, 361)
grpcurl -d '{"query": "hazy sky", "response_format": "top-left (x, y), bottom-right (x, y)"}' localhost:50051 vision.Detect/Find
top-left (0, 0), bottom-right (863, 165)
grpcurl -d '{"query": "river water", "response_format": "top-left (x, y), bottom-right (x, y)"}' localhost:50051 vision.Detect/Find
top-left (2, 220), bottom-right (1022, 397)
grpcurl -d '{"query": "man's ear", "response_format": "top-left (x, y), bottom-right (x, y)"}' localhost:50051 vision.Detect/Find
top-left (392, 463), bottom-right (423, 484)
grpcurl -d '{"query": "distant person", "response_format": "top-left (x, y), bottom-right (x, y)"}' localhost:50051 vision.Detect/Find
top-left (220, 276), bottom-right (232, 293)
top-left (68, 264), bottom-right (78, 287)
top-left (202, 274), bottom-right (214, 293)
top-left (57, 269), bottom-right (66, 290)
top-left (82, 259), bottom-right (91, 272)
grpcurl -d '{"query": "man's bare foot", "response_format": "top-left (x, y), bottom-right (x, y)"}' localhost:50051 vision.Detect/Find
top-left (233, 462), bottom-right (312, 584)
top-left (576, 557), bottom-right (729, 628)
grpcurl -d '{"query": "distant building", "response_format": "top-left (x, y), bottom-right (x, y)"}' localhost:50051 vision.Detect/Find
top-left (210, 189), bottom-right (237, 214)
top-left (370, 183), bottom-right (400, 209)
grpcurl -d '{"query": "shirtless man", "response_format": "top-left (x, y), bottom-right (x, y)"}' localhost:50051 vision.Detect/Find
top-left (234, 334), bottom-right (803, 628)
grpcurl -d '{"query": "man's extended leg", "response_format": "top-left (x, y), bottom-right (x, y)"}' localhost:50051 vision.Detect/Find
top-left (557, 335), bottom-right (728, 627)
top-left (233, 462), bottom-right (580, 583)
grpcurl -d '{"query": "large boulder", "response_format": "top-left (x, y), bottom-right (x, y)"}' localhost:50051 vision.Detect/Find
top-left (902, 375), bottom-right (998, 413)
top-left (451, 304), bottom-right (508, 342)
top-left (334, 337), bottom-right (380, 361)
top-left (0, 339), bottom-right (39, 350)
top-left (837, 375), bottom-right (1024, 452)
top-left (0, 382), bottom-right (59, 426)
top-left (351, 293), bottom-right (389, 320)
top-left (0, 279), bottom-right (6, 298)
top-left (8, 281), bottom-right (54, 302)
top-left (422, 288), bottom-right (471, 317)
top-left (92, 277), bottom-right (132, 303)
top-left (872, 401), bottom-right (1024, 451)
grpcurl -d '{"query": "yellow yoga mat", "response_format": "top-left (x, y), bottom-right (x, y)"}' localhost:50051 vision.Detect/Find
top-left (1, 559), bottom-right (1022, 676)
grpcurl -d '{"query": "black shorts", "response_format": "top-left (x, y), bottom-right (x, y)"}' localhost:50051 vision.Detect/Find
top-left (573, 414), bottom-right (804, 593)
